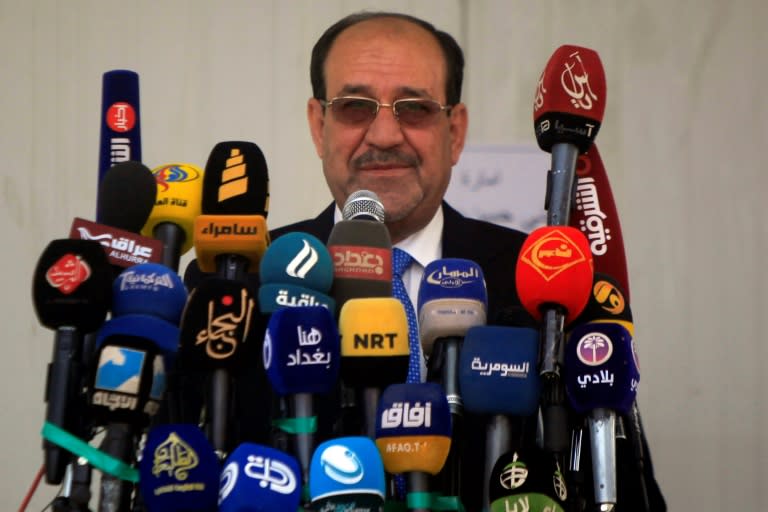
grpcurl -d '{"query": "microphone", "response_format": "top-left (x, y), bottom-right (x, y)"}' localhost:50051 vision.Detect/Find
top-left (73, 161), bottom-right (163, 268)
top-left (141, 162), bottom-right (204, 272)
top-left (488, 446), bottom-right (568, 512)
top-left (91, 263), bottom-right (186, 510)
top-left (218, 443), bottom-right (302, 512)
top-left (308, 436), bottom-right (386, 512)
top-left (338, 297), bottom-right (410, 437)
top-left (375, 383), bottom-right (452, 511)
top-left (327, 190), bottom-right (392, 311)
top-left (570, 145), bottom-right (631, 301)
top-left (533, 45), bottom-right (606, 226)
top-left (32, 239), bottom-right (113, 485)
top-left (258, 231), bottom-right (335, 313)
top-left (515, 225), bottom-right (593, 459)
top-left (458, 325), bottom-right (541, 509)
top-left (98, 69), bottom-right (141, 213)
top-left (564, 322), bottom-right (639, 511)
top-left (573, 272), bottom-right (634, 336)
top-left (418, 258), bottom-right (487, 496)
top-left (193, 141), bottom-right (270, 278)
top-left (177, 277), bottom-right (257, 456)
top-left (137, 424), bottom-right (220, 512)
top-left (263, 306), bottom-right (340, 487)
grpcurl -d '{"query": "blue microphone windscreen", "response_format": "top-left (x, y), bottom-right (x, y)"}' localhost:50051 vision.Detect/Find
top-left (459, 326), bottom-right (540, 416)
top-left (417, 258), bottom-right (488, 310)
top-left (112, 263), bottom-right (187, 324)
top-left (564, 322), bottom-right (639, 415)
top-left (258, 283), bottom-right (335, 314)
top-left (263, 306), bottom-right (340, 395)
top-left (260, 232), bottom-right (333, 292)
top-left (375, 383), bottom-right (451, 439)
top-left (96, 314), bottom-right (180, 355)
top-left (138, 424), bottom-right (219, 512)
top-left (219, 443), bottom-right (302, 512)
top-left (309, 436), bottom-right (385, 508)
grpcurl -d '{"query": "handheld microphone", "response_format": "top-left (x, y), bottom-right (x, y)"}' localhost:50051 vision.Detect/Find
top-left (32, 239), bottom-right (113, 485)
top-left (138, 424), bottom-right (220, 512)
top-left (193, 141), bottom-right (270, 278)
top-left (564, 322), bottom-right (639, 511)
top-left (459, 325), bottom-right (541, 509)
top-left (91, 263), bottom-right (186, 511)
top-left (141, 162), bottom-right (204, 272)
top-left (515, 225), bottom-right (592, 459)
top-left (338, 297), bottom-right (410, 437)
top-left (570, 145), bottom-right (631, 301)
top-left (74, 161), bottom-right (163, 268)
top-left (573, 272), bottom-right (634, 337)
top-left (98, 69), bottom-right (141, 213)
top-left (178, 277), bottom-right (257, 456)
top-left (375, 383), bottom-right (452, 511)
top-left (489, 446), bottom-right (567, 512)
top-left (327, 190), bottom-right (392, 311)
top-left (417, 258), bottom-right (487, 496)
top-left (533, 45), bottom-right (606, 226)
top-left (258, 231), bottom-right (336, 313)
top-left (218, 443), bottom-right (302, 512)
top-left (263, 306), bottom-right (340, 487)
top-left (308, 436), bottom-right (386, 512)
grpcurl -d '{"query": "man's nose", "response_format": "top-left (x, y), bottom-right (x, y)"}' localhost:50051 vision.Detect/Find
top-left (364, 104), bottom-right (405, 148)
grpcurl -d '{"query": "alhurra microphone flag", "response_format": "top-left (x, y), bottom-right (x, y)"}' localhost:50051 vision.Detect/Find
top-left (569, 144), bottom-right (631, 302)
top-left (98, 70), bottom-right (141, 216)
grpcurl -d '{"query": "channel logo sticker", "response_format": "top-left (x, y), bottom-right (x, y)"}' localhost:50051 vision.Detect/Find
top-left (94, 346), bottom-right (146, 394)
top-left (319, 444), bottom-right (364, 485)
top-left (575, 332), bottom-right (613, 366)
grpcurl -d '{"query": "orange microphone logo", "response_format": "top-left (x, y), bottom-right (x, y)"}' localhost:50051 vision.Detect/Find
top-left (519, 228), bottom-right (588, 282)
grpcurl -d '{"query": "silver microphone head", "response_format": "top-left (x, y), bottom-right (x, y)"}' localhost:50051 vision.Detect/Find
top-left (342, 190), bottom-right (385, 222)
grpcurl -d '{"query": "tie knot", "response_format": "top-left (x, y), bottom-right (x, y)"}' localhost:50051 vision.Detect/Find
top-left (392, 247), bottom-right (413, 277)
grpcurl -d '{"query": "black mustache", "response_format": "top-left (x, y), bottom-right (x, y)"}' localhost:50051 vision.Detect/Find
top-left (352, 150), bottom-right (419, 169)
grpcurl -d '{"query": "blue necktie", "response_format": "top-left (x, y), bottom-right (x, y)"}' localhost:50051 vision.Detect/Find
top-left (392, 247), bottom-right (420, 383)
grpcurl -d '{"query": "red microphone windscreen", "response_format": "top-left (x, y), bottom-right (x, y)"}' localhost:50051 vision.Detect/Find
top-left (570, 144), bottom-right (630, 302)
top-left (515, 226), bottom-right (593, 323)
top-left (533, 45), bottom-right (606, 153)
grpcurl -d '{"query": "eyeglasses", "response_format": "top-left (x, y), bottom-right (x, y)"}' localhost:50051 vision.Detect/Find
top-left (319, 96), bottom-right (452, 127)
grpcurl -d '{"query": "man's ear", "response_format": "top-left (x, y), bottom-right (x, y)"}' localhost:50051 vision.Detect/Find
top-left (448, 102), bottom-right (468, 166)
top-left (307, 97), bottom-right (325, 158)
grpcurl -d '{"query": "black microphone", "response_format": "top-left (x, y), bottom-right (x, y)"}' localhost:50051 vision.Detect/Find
top-left (193, 141), bottom-right (270, 281)
top-left (32, 239), bottom-right (113, 486)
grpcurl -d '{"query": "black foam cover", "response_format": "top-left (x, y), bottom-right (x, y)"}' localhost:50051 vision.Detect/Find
top-left (32, 239), bottom-right (113, 332)
top-left (201, 141), bottom-right (269, 215)
top-left (97, 161), bottom-right (157, 232)
top-left (573, 272), bottom-right (633, 325)
top-left (178, 277), bottom-right (258, 371)
top-left (489, 445), bottom-right (568, 510)
top-left (326, 220), bottom-right (392, 310)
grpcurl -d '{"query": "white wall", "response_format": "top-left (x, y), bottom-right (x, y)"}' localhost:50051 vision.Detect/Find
top-left (1, 1), bottom-right (766, 510)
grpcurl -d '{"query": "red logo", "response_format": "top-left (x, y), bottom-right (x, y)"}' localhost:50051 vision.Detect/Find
top-left (520, 229), bottom-right (588, 282)
top-left (106, 102), bottom-right (136, 132)
top-left (46, 254), bottom-right (91, 295)
top-left (329, 245), bottom-right (392, 281)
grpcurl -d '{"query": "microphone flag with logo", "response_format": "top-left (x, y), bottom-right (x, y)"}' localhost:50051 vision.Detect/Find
top-left (142, 162), bottom-right (204, 271)
top-left (138, 423), bottom-right (220, 512)
top-left (218, 443), bottom-right (302, 512)
top-left (98, 69), bottom-right (141, 211)
top-left (259, 231), bottom-right (335, 313)
top-left (309, 436), bottom-right (386, 512)
top-left (32, 239), bottom-right (113, 485)
top-left (194, 141), bottom-right (270, 275)
top-left (489, 446), bottom-right (567, 512)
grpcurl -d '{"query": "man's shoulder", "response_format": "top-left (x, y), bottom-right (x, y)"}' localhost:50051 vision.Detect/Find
top-left (442, 202), bottom-right (529, 259)
top-left (269, 204), bottom-right (335, 242)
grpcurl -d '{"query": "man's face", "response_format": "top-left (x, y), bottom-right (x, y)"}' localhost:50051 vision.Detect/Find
top-left (307, 18), bottom-right (467, 241)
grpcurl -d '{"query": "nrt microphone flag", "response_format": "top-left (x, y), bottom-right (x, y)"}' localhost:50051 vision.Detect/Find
top-left (98, 70), bottom-right (141, 215)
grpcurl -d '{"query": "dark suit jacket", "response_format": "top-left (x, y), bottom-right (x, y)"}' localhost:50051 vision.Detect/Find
top-left (182, 201), bottom-right (665, 511)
